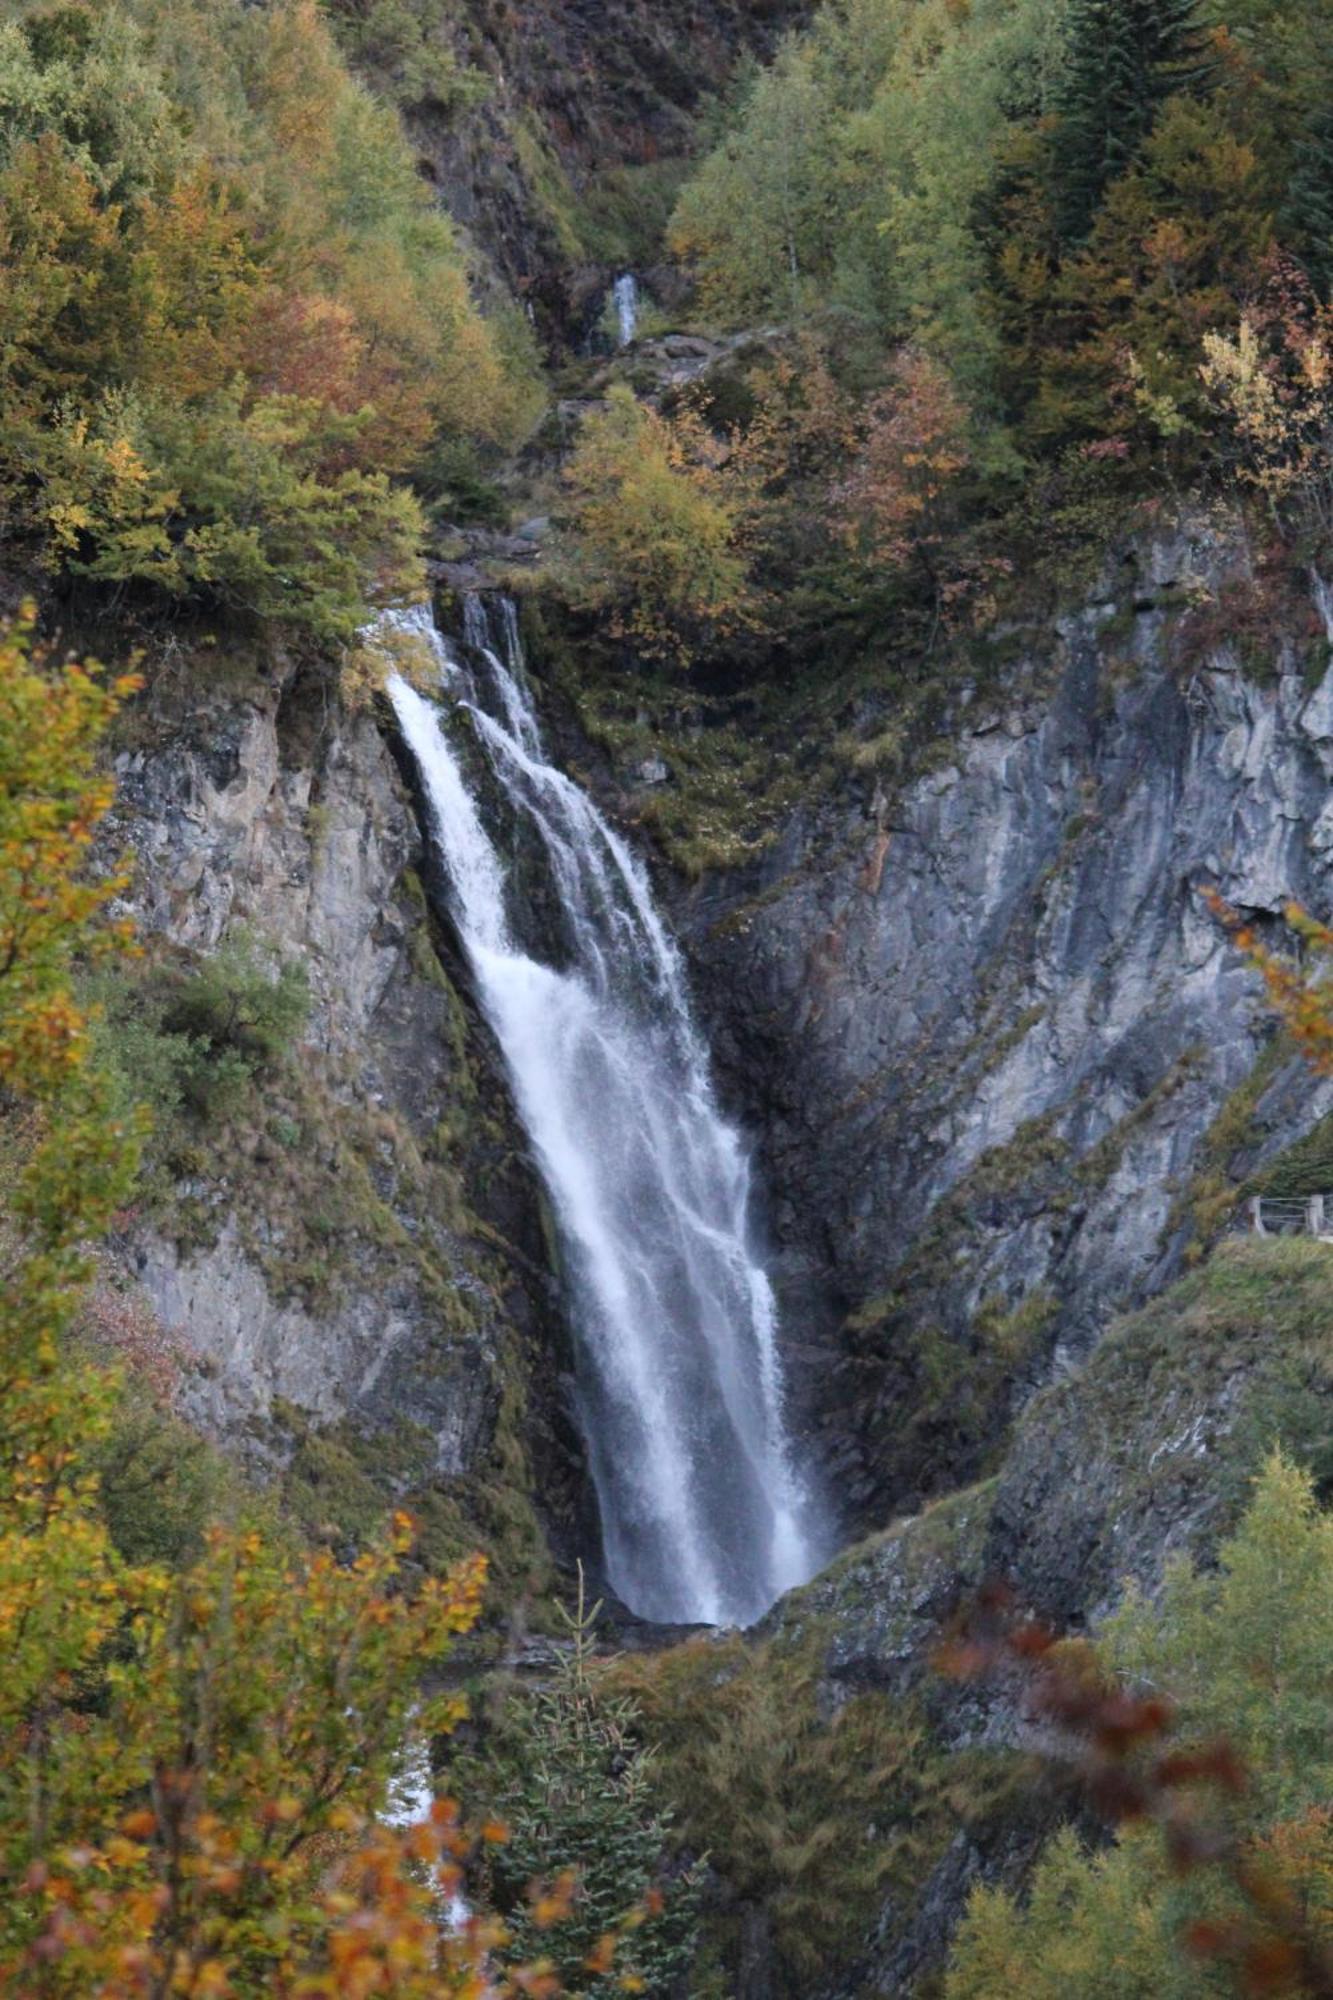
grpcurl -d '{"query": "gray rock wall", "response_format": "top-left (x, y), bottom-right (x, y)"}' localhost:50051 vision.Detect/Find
top-left (102, 655), bottom-right (568, 1524)
top-left (677, 531), bottom-right (1333, 1533)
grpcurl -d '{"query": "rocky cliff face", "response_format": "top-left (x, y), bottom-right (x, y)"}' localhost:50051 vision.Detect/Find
top-left (108, 525), bottom-right (1333, 1595)
top-left (102, 645), bottom-right (579, 1591)
top-left (97, 529), bottom-right (1333, 1991)
top-left (673, 525), bottom-right (1333, 1541)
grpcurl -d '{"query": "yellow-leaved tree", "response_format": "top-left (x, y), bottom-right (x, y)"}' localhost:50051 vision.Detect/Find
top-left (0, 0), bottom-right (541, 641)
top-left (0, 613), bottom-right (570, 1996)
top-left (556, 385), bottom-right (755, 665)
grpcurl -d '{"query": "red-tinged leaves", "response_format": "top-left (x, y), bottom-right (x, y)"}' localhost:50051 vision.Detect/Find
top-left (1241, 1938), bottom-right (1306, 1993)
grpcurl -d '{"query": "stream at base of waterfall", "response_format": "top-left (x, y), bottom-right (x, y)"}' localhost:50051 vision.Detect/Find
top-left (382, 599), bottom-right (821, 1627)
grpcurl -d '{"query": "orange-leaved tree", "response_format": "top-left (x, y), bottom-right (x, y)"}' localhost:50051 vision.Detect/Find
top-left (832, 347), bottom-right (1007, 635)
top-left (0, 612), bottom-right (589, 1996)
top-left (1204, 887), bottom-right (1333, 1075)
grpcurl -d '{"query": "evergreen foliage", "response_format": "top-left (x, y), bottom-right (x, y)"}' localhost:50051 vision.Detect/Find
top-left (1283, 102), bottom-right (1333, 290)
top-left (157, 929), bottom-right (310, 1113)
top-left (667, 0), bottom-right (1333, 575)
top-left (1052, 0), bottom-right (1214, 244)
top-left (946, 1454), bottom-right (1333, 1999)
top-left (603, 1623), bottom-right (990, 1996)
top-left (478, 1571), bottom-right (702, 1996)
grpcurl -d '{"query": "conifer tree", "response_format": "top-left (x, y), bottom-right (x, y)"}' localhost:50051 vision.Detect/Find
top-left (1053, 0), bottom-right (1213, 244)
top-left (1284, 103), bottom-right (1333, 293)
top-left (483, 1568), bottom-right (701, 1996)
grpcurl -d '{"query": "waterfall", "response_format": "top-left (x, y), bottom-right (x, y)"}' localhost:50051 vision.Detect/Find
top-left (383, 600), bottom-right (818, 1627)
top-left (613, 272), bottom-right (638, 347)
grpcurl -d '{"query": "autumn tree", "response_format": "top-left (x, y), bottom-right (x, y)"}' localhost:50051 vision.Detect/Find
top-left (0, 617), bottom-right (614, 1993)
top-left (1030, 96), bottom-right (1274, 457)
top-left (0, 0), bottom-right (540, 639)
top-left (556, 385), bottom-right (755, 664)
top-left (832, 347), bottom-right (1008, 632)
top-left (0, 611), bottom-right (143, 1791)
top-left (1198, 262), bottom-right (1333, 534)
top-left (1205, 892), bottom-right (1333, 1076)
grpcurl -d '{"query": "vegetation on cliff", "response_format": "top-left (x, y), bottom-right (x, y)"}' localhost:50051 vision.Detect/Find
top-left (0, 0), bottom-right (539, 641)
top-left (0, 615), bottom-right (697, 1993)
top-left (8, 0), bottom-right (1333, 1991)
top-left (0, 613), bottom-right (480, 1990)
top-left (948, 1454), bottom-right (1333, 1999)
top-left (547, 0), bottom-right (1333, 671)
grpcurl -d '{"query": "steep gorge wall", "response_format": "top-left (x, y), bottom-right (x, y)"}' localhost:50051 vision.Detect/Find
top-left (91, 537), bottom-right (1333, 1991)
top-left (671, 527), bottom-right (1333, 1540)
top-left (571, 527), bottom-right (1333, 1997)
top-left (103, 524), bottom-right (1333, 1619)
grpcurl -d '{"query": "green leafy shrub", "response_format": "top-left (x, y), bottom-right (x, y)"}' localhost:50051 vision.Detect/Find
top-left (161, 931), bottom-right (309, 1114)
top-left (91, 1394), bottom-right (238, 1566)
top-left (89, 932), bottom-right (308, 1132)
top-left (323, 0), bottom-right (490, 108)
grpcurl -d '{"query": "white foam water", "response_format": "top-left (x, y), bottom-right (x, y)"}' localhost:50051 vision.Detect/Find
top-left (383, 601), bottom-right (818, 1626)
top-left (612, 272), bottom-right (638, 347)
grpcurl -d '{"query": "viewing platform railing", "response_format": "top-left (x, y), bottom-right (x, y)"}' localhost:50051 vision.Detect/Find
top-left (1245, 1194), bottom-right (1333, 1239)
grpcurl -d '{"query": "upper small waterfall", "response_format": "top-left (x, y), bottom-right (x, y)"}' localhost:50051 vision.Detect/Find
top-left (382, 599), bottom-right (818, 1627)
top-left (613, 272), bottom-right (638, 347)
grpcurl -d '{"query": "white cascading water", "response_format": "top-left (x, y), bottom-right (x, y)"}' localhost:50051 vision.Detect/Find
top-left (613, 271), bottom-right (638, 347)
top-left (382, 599), bottom-right (818, 1626)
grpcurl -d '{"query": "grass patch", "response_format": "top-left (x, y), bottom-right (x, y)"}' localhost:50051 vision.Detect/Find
top-left (1043, 1235), bottom-right (1333, 1516)
top-left (519, 591), bottom-right (1019, 883)
top-left (1168, 1034), bottom-right (1291, 1254)
top-left (1254, 1108), bottom-right (1333, 1199)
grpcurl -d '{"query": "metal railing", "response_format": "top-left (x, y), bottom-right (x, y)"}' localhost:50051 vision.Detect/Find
top-left (1246, 1194), bottom-right (1333, 1239)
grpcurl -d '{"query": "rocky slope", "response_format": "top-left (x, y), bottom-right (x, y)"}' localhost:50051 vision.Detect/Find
top-left (404, 0), bottom-right (805, 344)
